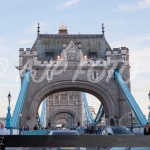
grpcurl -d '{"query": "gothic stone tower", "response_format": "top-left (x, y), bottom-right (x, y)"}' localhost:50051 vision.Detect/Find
top-left (17, 23), bottom-right (131, 128)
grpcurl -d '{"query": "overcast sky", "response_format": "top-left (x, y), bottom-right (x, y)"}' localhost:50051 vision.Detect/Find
top-left (0, 0), bottom-right (150, 120)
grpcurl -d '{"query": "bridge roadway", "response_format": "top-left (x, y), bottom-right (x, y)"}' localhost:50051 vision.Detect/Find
top-left (6, 147), bottom-right (106, 150)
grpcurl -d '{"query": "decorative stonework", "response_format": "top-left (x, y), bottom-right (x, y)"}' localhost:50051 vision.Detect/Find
top-left (67, 51), bottom-right (77, 60)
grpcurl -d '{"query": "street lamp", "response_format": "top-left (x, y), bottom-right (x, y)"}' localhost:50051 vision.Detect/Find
top-left (6, 92), bottom-right (12, 127)
top-left (148, 91), bottom-right (150, 123)
top-left (7, 92), bottom-right (11, 105)
top-left (19, 113), bottom-right (22, 135)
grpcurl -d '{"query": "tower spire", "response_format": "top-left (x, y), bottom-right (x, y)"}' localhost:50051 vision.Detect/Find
top-left (37, 22), bottom-right (40, 37)
top-left (102, 23), bottom-right (105, 36)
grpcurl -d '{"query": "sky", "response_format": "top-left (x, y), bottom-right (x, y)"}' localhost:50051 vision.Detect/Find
top-left (0, 0), bottom-right (150, 120)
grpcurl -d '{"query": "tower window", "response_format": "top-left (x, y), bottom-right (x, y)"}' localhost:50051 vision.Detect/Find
top-left (89, 52), bottom-right (97, 59)
top-left (47, 70), bottom-right (53, 81)
top-left (92, 70), bottom-right (98, 80)
top-left (94, 71), bottom-right (97, 79)
top-left (73, 95), bottom-right (77, 101)
top-left (122, 56), bottom-right (126, 62)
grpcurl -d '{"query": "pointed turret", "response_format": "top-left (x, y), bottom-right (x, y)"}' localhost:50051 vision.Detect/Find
top-left (58, 22), bottom-right (68, 35)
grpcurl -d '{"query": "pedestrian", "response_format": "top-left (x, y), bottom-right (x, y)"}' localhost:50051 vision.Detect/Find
top-left (26, 126), bottom-right (29, 131)
top-left (91, 126), bottom-right (95, 134)
top-left (88, 126), bottom-right (91, 134)
top-left (22, 125), bottom-right (25, 131)
top-left (0, 122), bottom-right (8, 135)
top-left (144, 123), bottom-right (150, 135)
top-left (99, 126), bottom-right (102, 134)
top-left (95, 126), bottom-right (98, 134)
top-left (0, 122), bottom-right (8, 150)
top-left (34, 124), bottom-right (38, 130)
top-left (84, 125), bottom-right (87, 134)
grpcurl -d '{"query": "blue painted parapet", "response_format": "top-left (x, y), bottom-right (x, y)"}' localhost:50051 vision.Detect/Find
top-left (22, 129), bottom-right (49, 135)
top-left (114, 69), bottom-right (147, 125)
top-left (77, 128), bottom-right (85, 134)
top-left (11, 70), bottom-right (30, 127)
top-left (6, 127), bottom-right (20, 135)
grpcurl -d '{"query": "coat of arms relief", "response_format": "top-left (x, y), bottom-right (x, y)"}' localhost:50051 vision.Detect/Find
top-left (67, 50), bottom-right (77, 60)
top-left (66, 42), bottom-right (79, 61)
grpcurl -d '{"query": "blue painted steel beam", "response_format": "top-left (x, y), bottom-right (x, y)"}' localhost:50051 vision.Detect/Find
top-left (82, 93), bottom-right (104, 125)
top-left (82, 93), bottom-right (94, 124)
top-left (114, 69), bottom-right (147, 125)
top-left (11, 70), bottom-right (30, 127)
top-left (93, 104), bottom-right (104, 125)
top-left (40, 99), bottom-right (46, 127)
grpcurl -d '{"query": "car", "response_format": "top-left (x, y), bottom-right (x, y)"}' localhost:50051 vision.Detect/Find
top-left (45, 130), bottom-right (86, 150)
top-left (101, 126), bottom-right (133, 135)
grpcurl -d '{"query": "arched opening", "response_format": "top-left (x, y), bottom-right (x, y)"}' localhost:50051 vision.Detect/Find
top-left (55, 119), bottom-right (68, 128)
top-left (27, 81), bottom-right (116, 128)
top-left (110, 118), bottom-right (114, 126)
top-left (53, 112), bottom-right (74, 128)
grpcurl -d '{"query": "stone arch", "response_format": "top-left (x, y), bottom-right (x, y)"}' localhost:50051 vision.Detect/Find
top-left (55, 119), bottom-right (69, 127)
top-left (49, 109), bottom-right (79, 127)
top-left (27, 81), bottom-right (116, 127)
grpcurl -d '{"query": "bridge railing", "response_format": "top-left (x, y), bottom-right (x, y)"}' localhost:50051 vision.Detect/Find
top-left (21, 129), bottom-right (50, 135)
top-left (6, 127), bottom-right (20, 135)
top-left (127, 125), bottom-right (145, 135)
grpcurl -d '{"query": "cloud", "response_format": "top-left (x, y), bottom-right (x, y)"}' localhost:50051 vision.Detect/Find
top-left (16, 39), bottom-right (32, 45)
top-left (113, 0), bottom-right (150, 12)
top-left (0, 37), bottom-right (6, 43)
top-left (55, 0), bottom-right (79, 11)
top-left (111, 34), bottom-right (150, 48)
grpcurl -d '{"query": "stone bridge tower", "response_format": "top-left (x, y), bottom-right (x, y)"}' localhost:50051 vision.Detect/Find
top-left (16, 23), bottom-right (131, 129)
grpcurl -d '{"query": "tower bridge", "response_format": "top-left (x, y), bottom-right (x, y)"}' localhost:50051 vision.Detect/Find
top-left (9, 23), bottom-right (147, 129)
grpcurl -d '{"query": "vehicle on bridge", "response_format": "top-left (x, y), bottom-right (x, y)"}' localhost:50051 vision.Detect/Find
top-left (101, 126), bottom-right (133, 135)
top-left (45, 130), bottom-right (86, 150)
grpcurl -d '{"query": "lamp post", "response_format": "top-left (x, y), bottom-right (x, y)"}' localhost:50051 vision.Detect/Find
top-left (6, 92), bottom-right (12, 127)
top-left (7, 92), bottom-right (11, 105)
top-left (148, 91), bottom-right (150, 123)
top-left (19, 113), bottom-right (22, 135)
top-left (148, 91), bottom-right (150, 100)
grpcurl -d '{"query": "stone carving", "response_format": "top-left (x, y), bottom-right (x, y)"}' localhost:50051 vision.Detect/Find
top-left (67, 51), bottom-right (77, 60)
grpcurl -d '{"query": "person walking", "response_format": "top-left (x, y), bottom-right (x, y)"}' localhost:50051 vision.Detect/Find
top-left (144, 123), bottom-right (150, 135)
top-left (0, 122), bottom-right (8, 150)
top-left (0, 122), bottom-right (8, 135)
top-left (88, 126), bottom-right (91, 134)
top-left (91, 126), bottom-right (95, 134)
top-left (26, 126), bottom-right (29, 131)
top-left (84, 125), bottom-right (87, 134)
top-left (34, 124), bottom-right (38, 130)
top-left (95, 125), bottom-right (98, 134)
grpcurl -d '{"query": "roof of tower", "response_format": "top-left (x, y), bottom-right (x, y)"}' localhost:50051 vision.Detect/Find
top-left (59, 22), bottom-right (67, 30)
top-left (58, 22), bottom-right (68, 35)
top-left (32, 23), bottom-right (111, 59)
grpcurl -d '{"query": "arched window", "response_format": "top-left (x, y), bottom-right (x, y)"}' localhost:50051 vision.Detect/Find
top-left (110, 118), bottom-right (114, 126)
top-left (73, 95), bottom-right (77, 101)
top-left (46, 70), bottom-right (53, 81)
